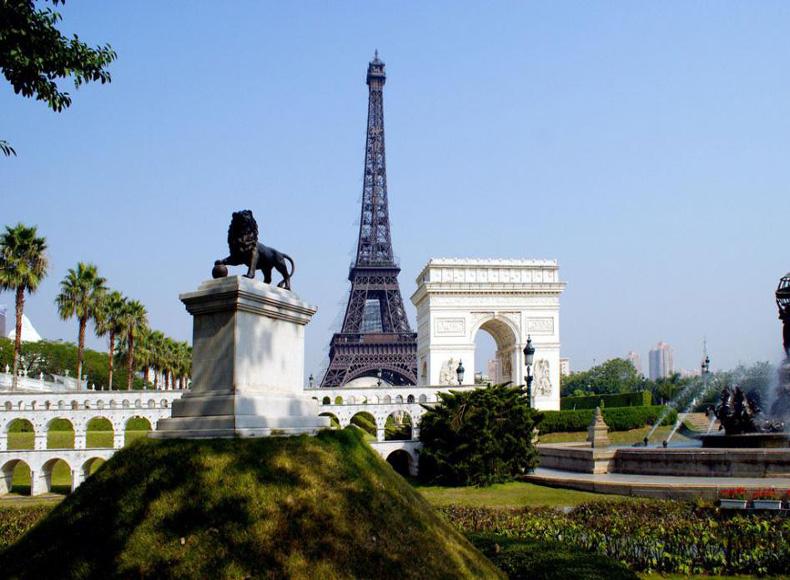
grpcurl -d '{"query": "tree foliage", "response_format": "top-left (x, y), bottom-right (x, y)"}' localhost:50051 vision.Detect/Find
top-left (561, 358), bottom-right (644, 396)
top-left (0, 0), bottom-right (117, 155)
top-left (0, 223), bottom-right (48, 382)
top-left (418, 384), bottom-right (542, 486)
top-left (55, 262), bottom-right (107, 380)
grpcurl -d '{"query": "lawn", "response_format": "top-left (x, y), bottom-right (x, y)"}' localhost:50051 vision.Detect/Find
top-left (537, 425), bottom-right (692, 446)
top-left (417, 480), bottom-right (630, 508)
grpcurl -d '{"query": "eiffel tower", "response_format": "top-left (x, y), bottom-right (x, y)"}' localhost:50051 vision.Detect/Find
top-left (320, 53), bottom-right (417, 388)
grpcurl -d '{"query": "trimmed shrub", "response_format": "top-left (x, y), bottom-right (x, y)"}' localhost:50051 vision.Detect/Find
top-left (539, 405), bottom-right (677, 434)
top-left (561, 391), bottom-right (651, 410)
top-left (419, 384), bottom-right (542, 486)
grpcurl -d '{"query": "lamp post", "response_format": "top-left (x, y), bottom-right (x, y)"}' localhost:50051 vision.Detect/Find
top-left (523, 335), bottom-right (535, 408)
top-left (377, 369), bottom-right (383, 387)
top-left (456, 360), bottom-right (465, 385)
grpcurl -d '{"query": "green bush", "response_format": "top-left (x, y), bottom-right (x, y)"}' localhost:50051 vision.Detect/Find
top-left (418, 384), bottom-right (542, 486)
top-left (561, 391), bottom-right (651, 410)
top-left (442, 501), bottom-right (790, 576)
top-left (470, 534), bottom-right (637, 580)
top-left (539, 406), bottom-right (677, 434)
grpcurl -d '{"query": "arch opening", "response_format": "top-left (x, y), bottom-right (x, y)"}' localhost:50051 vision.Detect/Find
top-left (125, 416), bottom-right (152, 446)
top-left (47, 418), bottom-right (75, 449)
top-left (6, 419), bottom-right (34, 450)
top-left (385, 411), bottom-right (413, 441)
top-left (319, 412), bottom-right (340, 429)
top-left (82, 457), bottom-right (106, 481)
top-left (473, 318), bottom-right (518, 385)
top-left (42, 458), bottom-right (73, 495)
top-left (86, 417), bottom-right (114, 448)
top-left (386, 450), bottom-right (412, 478)
top-left (1, 460), bottom-right (32, 495)
top-left (349, 411), bottom-right (377, 440)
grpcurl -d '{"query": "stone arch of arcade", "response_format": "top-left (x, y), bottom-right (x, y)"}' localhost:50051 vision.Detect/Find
top-left (410, 258), bottom-right (566, 410)
top-left (0, 390), bottom-right (183, 495)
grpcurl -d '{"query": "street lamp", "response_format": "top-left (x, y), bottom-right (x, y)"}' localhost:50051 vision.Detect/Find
top-left (377, 369), bottom-right (383, 387)
top-left (456, 360), bottom-right (465, 385)
top-left (523, 335), bottom-right (535, 407)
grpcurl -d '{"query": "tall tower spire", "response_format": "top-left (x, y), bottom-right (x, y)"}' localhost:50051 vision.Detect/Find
top-left (320, 54), bottom-right (418, 388)
top-left (355, 51), bottom-right (393, 266)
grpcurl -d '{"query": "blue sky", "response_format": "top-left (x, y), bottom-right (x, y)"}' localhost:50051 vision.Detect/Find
top-left (2, 1), bottom-right (789, 379)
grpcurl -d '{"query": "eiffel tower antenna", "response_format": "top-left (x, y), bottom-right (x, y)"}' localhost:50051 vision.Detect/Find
top-left (320, 55), bottom-right (417, 388)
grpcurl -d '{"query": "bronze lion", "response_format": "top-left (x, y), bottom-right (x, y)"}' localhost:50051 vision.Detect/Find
top-left (214, 210), bottom-right (295, 290)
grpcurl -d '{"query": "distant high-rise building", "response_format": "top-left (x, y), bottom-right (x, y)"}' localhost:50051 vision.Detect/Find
top-left (559, 358), bottom-right (570, 377)
top-left (649, 342), bottom-right (674, 380)
top-left (626, 351), bottom-right (642, 374)
top-left (0, 306), bottom-right (6, 337)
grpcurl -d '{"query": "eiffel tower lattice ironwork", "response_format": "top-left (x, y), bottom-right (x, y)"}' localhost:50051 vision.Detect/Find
top-left (320, 53), bottom-right (417, 388)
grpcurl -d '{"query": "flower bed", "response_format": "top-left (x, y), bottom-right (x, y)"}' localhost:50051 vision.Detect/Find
top-left (718, 487), bottom-right (787, 510)
top-left (441, 500), bottom-right (790, 576)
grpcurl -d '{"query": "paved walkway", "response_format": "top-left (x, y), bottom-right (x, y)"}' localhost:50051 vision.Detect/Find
top-left (526, 467), bottom-right (790, 500)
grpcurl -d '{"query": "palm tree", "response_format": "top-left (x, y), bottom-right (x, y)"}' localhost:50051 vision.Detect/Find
top-left (55, 263), bottom-right (107, 383)
top-left (0, 224), bottom-right (48, 389)
top-left (94, 290), bottom-right (126, 390)
top-left (177, 341), bottom-right (192, 389)
top-left (134, 327), bottom-right (154, 388)
top-left (146, 330), bottom-right (166, 389)
top-left (120, 299), bottom-right (148, 390)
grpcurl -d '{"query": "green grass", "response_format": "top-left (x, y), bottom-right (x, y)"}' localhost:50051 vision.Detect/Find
top-left (417, 480), bottom-right (630, 508)
top-left (0, 429), bottom-right (502, 579)
top-left (537, 425), bottom-right (691, 446)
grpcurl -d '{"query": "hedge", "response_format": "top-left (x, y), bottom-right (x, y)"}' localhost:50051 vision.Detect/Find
top-left (539, 405), bottom-right (677, 434)
top-left (561, 391), bottom-right (652, 410)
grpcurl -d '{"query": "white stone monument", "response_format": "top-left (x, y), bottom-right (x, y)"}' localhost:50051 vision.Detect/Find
top-left (152, 276), bottom-right (329, 438)
top-left (411, 258), bottom-right (566, 411)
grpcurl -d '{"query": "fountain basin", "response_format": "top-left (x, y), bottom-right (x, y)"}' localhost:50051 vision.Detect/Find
top-left (538, 443), bottom-right (790, 477)
top-left (699, 433), bottom-right (790, 449)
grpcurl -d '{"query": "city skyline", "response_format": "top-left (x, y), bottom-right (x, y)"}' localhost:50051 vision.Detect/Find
top-left (2, 2), bottom-right (788, 377)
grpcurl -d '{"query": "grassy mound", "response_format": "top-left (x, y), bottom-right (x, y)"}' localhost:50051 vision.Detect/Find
top-left (0, 429), bottom-right (500, 579)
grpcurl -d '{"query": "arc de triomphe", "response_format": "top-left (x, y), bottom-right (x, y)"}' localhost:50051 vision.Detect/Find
top-left (410, 259), bottom-right (566, 411)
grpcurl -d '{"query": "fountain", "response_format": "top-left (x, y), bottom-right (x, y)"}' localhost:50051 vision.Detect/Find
top-left (539, 273), bottom-right (790, 478)
top-left (699, 273), bottom-right (790, 448)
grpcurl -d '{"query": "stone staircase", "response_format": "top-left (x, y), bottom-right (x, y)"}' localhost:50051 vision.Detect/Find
top-left (680, 412), bottom-right (718, 433)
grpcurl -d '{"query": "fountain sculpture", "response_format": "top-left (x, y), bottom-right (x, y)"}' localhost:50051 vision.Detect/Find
top-left (701, 273), bottom-right (790, 448)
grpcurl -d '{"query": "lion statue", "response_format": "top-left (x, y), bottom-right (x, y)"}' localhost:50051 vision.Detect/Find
top-left (214, 210), bottom-right (295, 290)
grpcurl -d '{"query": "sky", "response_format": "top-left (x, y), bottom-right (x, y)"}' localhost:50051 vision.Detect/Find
top-left (2, 1), bottom-right (789, 380)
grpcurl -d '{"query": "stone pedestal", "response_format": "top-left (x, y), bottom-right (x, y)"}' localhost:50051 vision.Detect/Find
top-left (587, 406), bottom-right (611, 448)
top-left (152, 276), bottom-right (329, 438)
